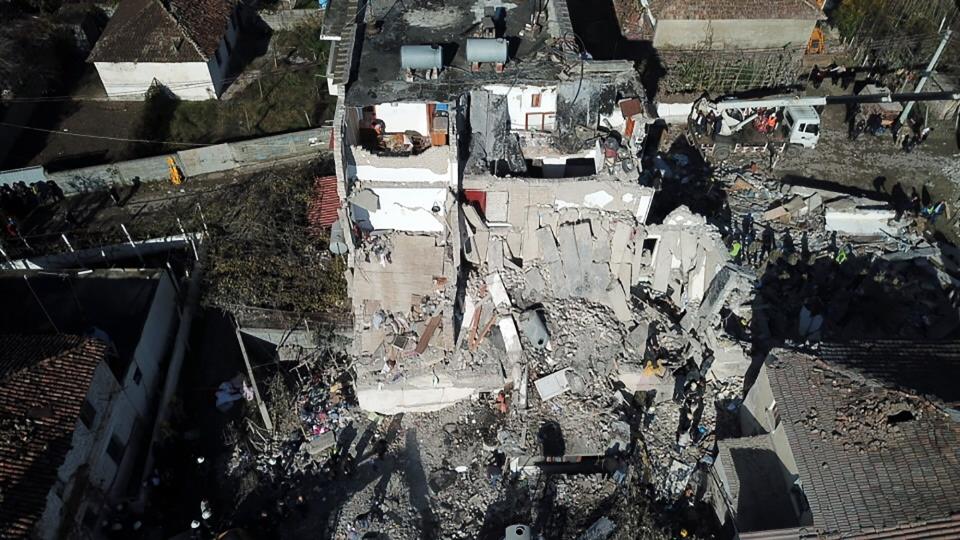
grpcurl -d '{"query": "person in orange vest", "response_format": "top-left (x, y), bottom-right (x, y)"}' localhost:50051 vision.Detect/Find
top-left (767, 113), bottom-right (778, 131)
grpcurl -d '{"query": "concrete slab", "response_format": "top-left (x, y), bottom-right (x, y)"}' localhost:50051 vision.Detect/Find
top-left (487, 236), bottom-right (505, 270)
top-left (534, 368), bottom-right (572, 401)
top-left (463, 204), bottom-right (488, 232)
top-left (487, 191), bottom-right (510, 223)
top-left (506, 232), bottom-right (523, 260)
top-left (825, 208), bottom-right (898, 236)
top-left (486, 272), bottom-right (511, 308)
top-left (521, 208), bottom-right (541, 262)
top-left (609, 221), bottom-right (631, 266)
top-left (498, 316), bottom-right (523, 364)
top-left (606, 283), bottom-right (633, 322)
top-left (652, 233), bottom-right (676, 293)
top-left (475, 230), bottom-right (490, 262)
top-left (557, 225), bottom-right (582, 297)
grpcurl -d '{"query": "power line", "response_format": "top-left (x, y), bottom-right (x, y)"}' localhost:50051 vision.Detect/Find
top-left (0, 59), bottom-right (326, 103)
top-left (0, 120), bottom-right (331, 148)
top-left (0, 121), bottom-right (211, 146)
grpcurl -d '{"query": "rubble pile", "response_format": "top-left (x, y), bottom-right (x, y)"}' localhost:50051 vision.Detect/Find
top-left (331, 400), bottom-right (638, 540)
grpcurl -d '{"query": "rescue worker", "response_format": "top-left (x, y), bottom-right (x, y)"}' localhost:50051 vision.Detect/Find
top-left (835, 244), bottom-right (851, 264)
top-left (729, 237), bottom-right (743, 262)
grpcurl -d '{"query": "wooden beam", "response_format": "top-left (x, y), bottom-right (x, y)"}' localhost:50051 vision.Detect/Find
top-left (234, 320), bottom-right (274, 432)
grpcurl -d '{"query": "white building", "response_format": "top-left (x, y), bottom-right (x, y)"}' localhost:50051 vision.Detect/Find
top-left (0, 269), bottom-right (181, 538)
top-left (88, 0), bottom-right (244, 100)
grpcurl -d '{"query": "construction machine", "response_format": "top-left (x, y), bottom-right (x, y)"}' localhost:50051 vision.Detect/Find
top-left (687, 89), bottom-right (960, 160)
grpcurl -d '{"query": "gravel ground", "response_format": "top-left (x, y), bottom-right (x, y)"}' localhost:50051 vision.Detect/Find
top-left (775, 103), bottom-right (960, 242)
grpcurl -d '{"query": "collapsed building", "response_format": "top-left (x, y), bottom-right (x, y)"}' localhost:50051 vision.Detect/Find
top-left (311, 1), bottom-right (960, 538)
top-left (326, 0), bottom-right (751, 416)
top-left (317, 0), bottom-right (760, 530)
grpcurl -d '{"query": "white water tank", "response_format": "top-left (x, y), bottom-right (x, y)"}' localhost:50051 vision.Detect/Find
top-left (466, 38), bottom-right (508, 64)
top-left (401, 45), bottom-right (443, 70)
top-left (505, 524), bottom-right (531, 540)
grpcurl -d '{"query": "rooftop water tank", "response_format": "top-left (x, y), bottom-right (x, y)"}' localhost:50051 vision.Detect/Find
top-left (505, 524), bottom-right (531, 540)
top-left (401, 45), bottom-right (443, 70)
top-left (466, 38), bottom-right (508, 64)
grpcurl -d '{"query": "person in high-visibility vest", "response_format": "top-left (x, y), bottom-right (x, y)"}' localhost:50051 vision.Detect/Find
top-left (729, 239), bottom-right (743, 262)
top-left (167, 157), bottom-right (183, 185)
top-left (835, 244), bottom-right (850, 264)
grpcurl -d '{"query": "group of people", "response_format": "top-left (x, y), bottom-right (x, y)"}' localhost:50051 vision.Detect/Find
top-left (847, 111), bottom-right (934, 151)
top-left (0, 180), bottom-right (65, 218)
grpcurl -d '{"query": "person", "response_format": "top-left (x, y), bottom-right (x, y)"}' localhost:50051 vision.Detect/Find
top-left (374, 438), bottom-right (388, 461)
top-left (729, 237), bottom-right (743, 262)
top-left (903, 134), bottom-right (917, 153)
top-left (46, 180), bottom-right (65, 203)
top-left (109, 185), bottom-right (122, 206)
top-left (5, 217), bottom-right (18, 238)
top-left (810, 65), bottom-right (824, 89)
top-left (835, 244), bottom-right (851, 264)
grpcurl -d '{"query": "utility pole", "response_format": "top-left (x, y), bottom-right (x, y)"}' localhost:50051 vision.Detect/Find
top-left (899, 27), bottom-right (953, 124)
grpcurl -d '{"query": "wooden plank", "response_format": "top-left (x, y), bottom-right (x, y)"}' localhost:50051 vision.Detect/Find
top-left (234, 323), bottom-right (273, 432)
top-left (415, 316), bottom-right (443, 354)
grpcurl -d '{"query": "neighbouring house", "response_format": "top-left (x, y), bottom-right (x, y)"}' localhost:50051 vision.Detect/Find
top-left (0, 269), bottom-right (182, 538)
top-left (88, 0), bottom-right (245, 100)
top-left (615, 0), bottom-right (821, 49)
top-left (710, 346), bottom-right (960, 538)
top-left (611, 0), bottom-right (823, 92)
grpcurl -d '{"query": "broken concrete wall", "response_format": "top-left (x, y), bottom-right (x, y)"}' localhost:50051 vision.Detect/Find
top-left (483, 84), bottom-right (559, 132)
top-left (643, 206), bottom-right (731, 309)
top-left (462, 175), bottom-right (656, 224)
top-left (740, 362), bottom-right (776, 436)
top-left (348, 145), bottom-right (457, 186)
top-left (355, 367), bottom-right (504, 414)
top-left (350, 186), bottom-right (449, 233)
top-left (825, 206), bottom-right (899, 237)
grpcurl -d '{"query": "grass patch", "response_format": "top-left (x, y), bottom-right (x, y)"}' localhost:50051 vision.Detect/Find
top-left (133, 20), bottom-right (333, 156)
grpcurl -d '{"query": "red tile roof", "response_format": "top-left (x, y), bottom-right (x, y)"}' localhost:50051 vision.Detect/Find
top-left (88, 0), bottom-right (235, 63)
top-left (765, 350), bottom-right (960, 537)
top-left (308, 175), bottom-right (341, 235)
top-left (645, 0), bottom-right (821, 20)
top-left (168, 0), bottom-right (238, 59)
top-left (0, 335), bottom-right (107, 538)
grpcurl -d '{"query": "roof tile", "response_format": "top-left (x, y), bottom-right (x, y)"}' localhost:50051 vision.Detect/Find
top-left (0, 335), bottom-right (107, 538)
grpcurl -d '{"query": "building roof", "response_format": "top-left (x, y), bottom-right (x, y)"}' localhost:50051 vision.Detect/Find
top-left (308, 175), bottom-right (341, 231)
top-left (819, 341), bottom-right (960, 407)
top-left (0, 335), bottom-right (107, 538)
top-left (88, 0), bottom-right (234, 63)
top-left (644, 0), bottom-right (821, 20)
top-left (344, 0), bottom-right (568, 105)
top-left (0, 272), bottom-right (159, 381)
top-left (764, 349), bottom-right (960, 537)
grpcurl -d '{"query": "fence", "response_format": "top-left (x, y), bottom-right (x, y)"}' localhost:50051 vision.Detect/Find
top-left (259, 9), bottom-right (322, 31)
top-left (38, 127), bottom-right (332, 194)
